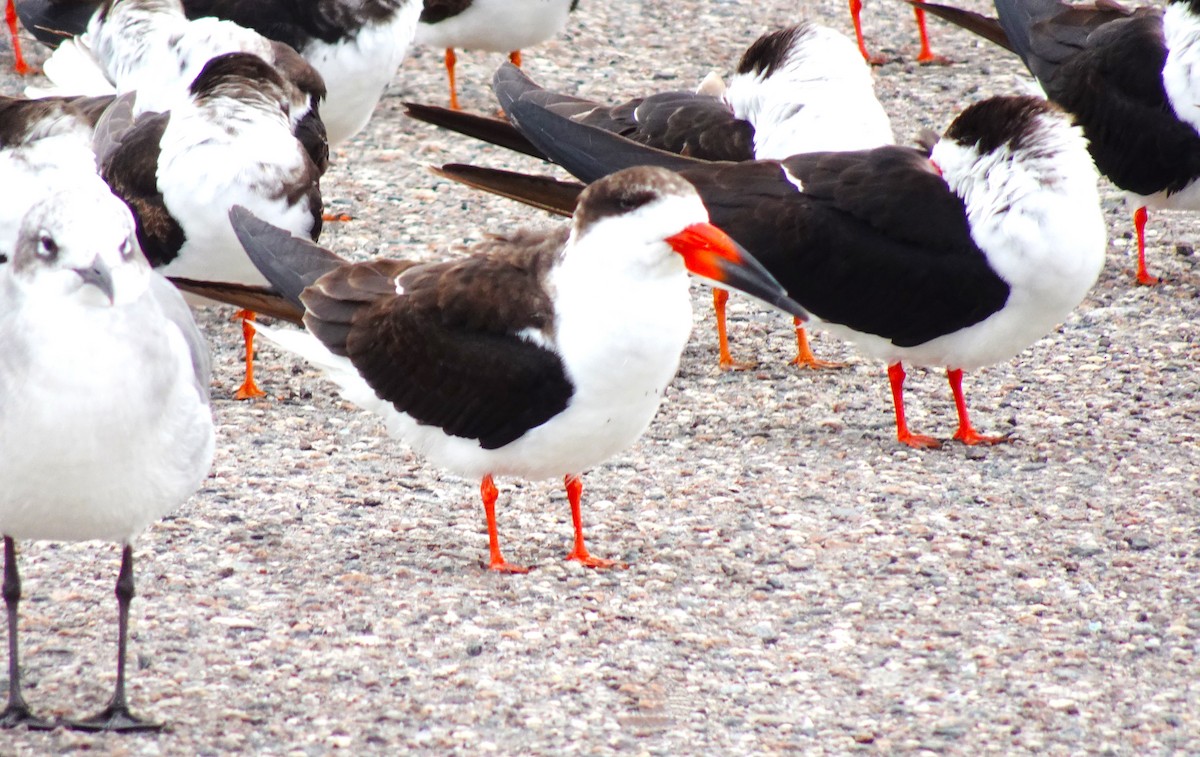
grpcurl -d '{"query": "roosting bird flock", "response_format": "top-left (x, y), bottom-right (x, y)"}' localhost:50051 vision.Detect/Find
top-left (0, 0), bottom-right (1194, 740)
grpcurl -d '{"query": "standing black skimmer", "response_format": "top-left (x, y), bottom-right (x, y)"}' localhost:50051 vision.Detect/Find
top-left (409, 26), bottom-right (894, 369)
top-left (201, 166), bottom-right (803, 571)
top-left (915, 0), bottom-right (1200, 286)
top-left (0, 187), bottom-right (214, 731)
top-left (849, 0), bottom-right (946, 64)
top-left (416, 0), bottom-right (578, 110)
top-left (15, 0), bottom-right (419, 145)
top-left (99, 52), bottom-right (324, 399)
top-left (434, 95), bottom-right (1107, 448)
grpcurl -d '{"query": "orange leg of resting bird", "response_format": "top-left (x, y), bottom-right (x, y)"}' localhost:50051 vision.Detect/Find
top-left (480, 475), bottom-right (530, 573)
top-left (912, 6), bottom-right (949, 64)
top-left (887, 363), bottom-right (1008, 448)
top-left (790, 317), bottom-right (846, 370)
top-left (946, 368), bottom-right (1007, 445)
top-left (1132, 206), bottom-right (1161, 286)
top-left (443, 49), bottom-right (523, 111)
top-left (848, 0), bottom-right (946, 64)
top-left (233, 309), bottom-right (266, 400)
top-left (887, 362), bottom-right (942, 449)
top-left (712, 289), bottom-right (756, 370)
top-left (5, 0), bottom-right (29, 75)
top-left (564, 475), bottom-right (625, 569)
top-left (848, 0), bottom-right (888, 64)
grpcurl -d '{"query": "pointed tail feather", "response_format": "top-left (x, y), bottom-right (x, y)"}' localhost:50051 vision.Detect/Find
top-left (167, 278), bottom-right (306, 325)
top-left (432, 164), bottom-right (581, 217)
top-left (404, 102), bottom-right (545, 159)
top-left (228, 206), bottom-right (343, 311)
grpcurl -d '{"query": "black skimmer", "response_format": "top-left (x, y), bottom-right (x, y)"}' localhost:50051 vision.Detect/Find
top-left (99, 52), bottom-right (324, 399)
top-left (416, 0), bottom-right (578, 110)
top-left (16, 0), bottom-right (419, 145)
top-left (178, 0), bottom-right (421, 145)
top-left (434, 94), bottom-right (1108, 448)
top-left (915, 0), bottom-right (1200, 286)
top-left (198, 166), bottom-right (804, 572)
top-left (409, 26), bottom-right (894, 369)
top-left (21, 0), bottom-right (329, 169)
top-left (849, 0), bottom-right (946, 64)
top-left (0, 186), bottom-right (215, 731)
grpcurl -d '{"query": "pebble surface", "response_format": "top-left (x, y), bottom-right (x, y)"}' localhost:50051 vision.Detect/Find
top-left (2, 0), bottom-right (1198, 753)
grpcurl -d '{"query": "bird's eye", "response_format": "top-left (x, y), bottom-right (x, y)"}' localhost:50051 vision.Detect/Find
top-left (120, 237), bottom-right (135, 260)
top-left (37, 234), bottom-right (58, 260)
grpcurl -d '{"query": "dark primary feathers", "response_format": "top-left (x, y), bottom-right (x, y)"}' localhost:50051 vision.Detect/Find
top-left (447, 95), bottom-right (1011, 348)
top-left (229, 207), bottom-right (575, 450)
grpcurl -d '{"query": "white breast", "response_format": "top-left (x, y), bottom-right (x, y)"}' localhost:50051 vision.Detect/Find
top-left (303, 1), bottom-right (422, 145)
top-left (0, 293), bottom-right (214, 543)
top-left (415, 0), bottom-right (574, 53)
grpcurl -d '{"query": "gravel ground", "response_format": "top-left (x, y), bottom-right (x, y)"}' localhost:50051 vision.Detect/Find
top-left (3, 0), bottom-right (1199, 754)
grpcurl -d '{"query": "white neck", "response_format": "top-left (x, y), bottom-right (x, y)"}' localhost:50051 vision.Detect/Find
top-left (1163, 2), bottom-right (1200, 135)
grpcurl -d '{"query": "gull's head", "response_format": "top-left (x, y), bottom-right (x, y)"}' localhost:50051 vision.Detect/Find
top-left (9, 188), bottom-right (149, 307)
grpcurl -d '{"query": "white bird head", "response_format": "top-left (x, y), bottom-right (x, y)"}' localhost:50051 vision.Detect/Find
top-left (7, 187), bottom-right (149, 307)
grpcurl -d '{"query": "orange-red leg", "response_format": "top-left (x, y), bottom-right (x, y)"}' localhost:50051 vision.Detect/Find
top-left (5, 0), bottom-right (28, 75)
top-left (445, 47), bottom-right (460, 111)
top-left (946, 369), bottom-right (1007, 445)
top-left (233, 309), bottom-right (266, 400)
top-left (790, 320), bottom-right (846, 370)
top-left (564, 475), bottom-right (624, 569)
top-left (913, 7), bottom-right (949, 64)
top-left (887, 362), bottom-right (940, 448)
top-left (481, 475), bottom-right (529, 573)
top-left (712, 289), bottom-right (754, 371)
top-left (508, 50), bottom-right (522, 67)
top-left (849, 0), bottom-right (888, 65)
top-left (322, 212), bottom-right (353, 222)
top-left (1132, 206), bottom-right (1160, 286)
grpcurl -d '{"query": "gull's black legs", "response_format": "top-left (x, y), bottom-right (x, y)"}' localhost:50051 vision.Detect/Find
top-left (0, 536), bottom-right (53, 730)
top-left (67, 545), bottom-right (162, 733)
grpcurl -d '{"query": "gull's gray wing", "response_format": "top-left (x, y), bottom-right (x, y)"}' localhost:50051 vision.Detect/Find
top-left (148, 273), bottom-right (212, 404)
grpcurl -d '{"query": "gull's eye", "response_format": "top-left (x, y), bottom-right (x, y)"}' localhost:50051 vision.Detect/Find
top-left (120, 237), bottom-right (135, 260)
top-left (37, 234), bottom-right (58, 260)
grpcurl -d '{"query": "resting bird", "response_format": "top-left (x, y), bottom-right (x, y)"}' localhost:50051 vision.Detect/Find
top-left (99, 52), bottom-right (324, 399)
top-left (21, 0), bottom-right (328, 167)
top-left (914, 0), bottom-right (1200, 286)
top-left (431, 94), bottom-right (1107, 448)
top-left (0, 186), bottom-right (214, 731)
top-left (187, 166), bottom-right (804, 571)
top-left (16, 0), bottom-right (419, 145)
